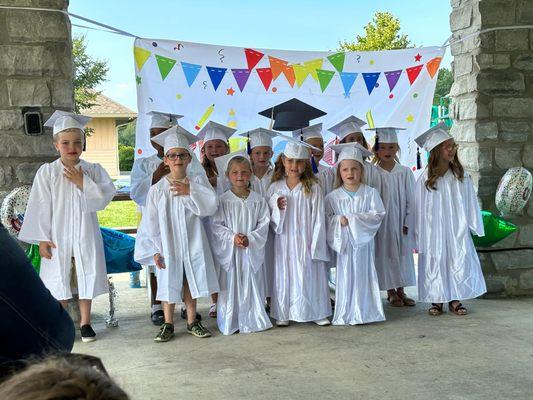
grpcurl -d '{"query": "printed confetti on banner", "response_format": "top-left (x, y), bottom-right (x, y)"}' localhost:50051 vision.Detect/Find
top-left (340, 72), bottom-right (358, 97)
top-left (384, 70), bottom-right (402, 92)
top-left (366, 110), bottom-right (375, 129)
top-left (155, 55), bottom-right (177, 80)
top-left (362, 72), bottom-right (381, 95)
top-left (317, 69), bottom-right (336, 92)
top-left (426, 57), bottom-right (442, 79)
top-left (134, 46), bottom-right (151, 71)
top-left (181, 62), bottom-right (202, 87)
top-left (269, 56), bottom-right (288, 80)
top-left (231, 68), bottom-right (251, 92)
top-left (206, 66), bottom-right (227, 91)
top-left (406, 65), bottom-right (424, 85)
top-left (244, 48), bottom-right (264, 70)
top-left (327, 52), bottom-right (345, 73)
top-left (256, 67), bottom-right (273, 91)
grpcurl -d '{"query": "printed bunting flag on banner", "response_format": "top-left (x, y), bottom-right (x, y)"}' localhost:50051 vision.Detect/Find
top-left (134, 38), bottom-right (444, 169)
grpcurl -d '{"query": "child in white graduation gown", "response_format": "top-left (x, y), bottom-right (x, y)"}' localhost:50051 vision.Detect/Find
top-left (19, 111), bottom-right (116, 343)
top-left (325, 146), bottom-right (386, 325)
top-left (211, 154), bottom-right (272, 335)
top-left (135, 128), bottom-right (219, 341)
top-left (370, 128), bottom-right (417, 307)
top-left (267, 138), bottom-right (332, 326)
top-left (414, 123), bottom-right (487, 316)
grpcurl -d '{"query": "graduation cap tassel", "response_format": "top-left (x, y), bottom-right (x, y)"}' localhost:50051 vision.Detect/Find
top-left (246, 132), bottom-right (252, 155)
top-left (374, 134), bottom-right (379, 152)
top-left (416, 146), bottom-right (422, 170)
top-left (311, 155), bottom-right (319, 174)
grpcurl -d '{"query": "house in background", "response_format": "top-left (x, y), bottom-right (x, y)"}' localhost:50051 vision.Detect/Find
top-left (81, 93), bottom-right (137, 178)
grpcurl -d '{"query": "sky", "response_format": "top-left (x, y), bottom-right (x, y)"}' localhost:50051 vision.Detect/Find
top-left (69, 0), bottom-right (453, 112)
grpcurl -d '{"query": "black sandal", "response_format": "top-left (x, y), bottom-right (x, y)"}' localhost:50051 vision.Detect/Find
top-left (449, 301), bottom-right (467, 316)
top-left (428, 303), bottom-right (443, 316)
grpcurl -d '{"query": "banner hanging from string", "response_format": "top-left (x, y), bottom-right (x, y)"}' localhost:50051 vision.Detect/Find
top-left (134, 37), bottom-right (444, 170)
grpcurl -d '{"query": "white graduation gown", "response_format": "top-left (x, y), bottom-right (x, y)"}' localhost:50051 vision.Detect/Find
top-left (414, 169), bottom-right (487, 303)
top-left (134, 175), bottom-right (220, 303)
top-left (325, 185), bottom-right (386, 325)
top-left (19, 159), bottom-right (115, 300)
top-left (267, 180), bottom-right (332, 322)
top-left (130, 154), bottom-right (162, 208)
top-left (316, 163), bottom-right (335, 195)
top-left (211, 190), bottom-right (273, 335)
top-left (374, 163), bottom-right (416, 290)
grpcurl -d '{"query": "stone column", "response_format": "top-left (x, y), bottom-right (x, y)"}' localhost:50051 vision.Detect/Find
top-left (449, 0), bottom-right (533, 296)
top-left (0, 0), bottom-right (73, 200)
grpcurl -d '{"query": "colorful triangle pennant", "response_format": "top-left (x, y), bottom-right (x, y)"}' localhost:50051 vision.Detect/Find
top-left (181, 62), bottom-right (202, 87)
top-left (362, 72), bottom-right (381, 95)
top-left (231, 68), bottom-right (251, 92)
top-left (206, 66), bottom-right (227, 91)
top-left (340, 72), bottom-right (358, 97)
top-left (293, 64), bottom-right (310, 87)
top-left (269, 56), bottom-right (288, 80)
top-left (406, 65), bottom-right (424, 85)
top-left (256, 67), bottom-right (273, 91)
top-left (316, 69), bottom-right (336, 92)
top-left (327, 53), bottom-right (345, 73)
top-left (304, 59), bottom-right (324, 82)
top-left (134, 47), bottom-right (151, 71)
top-left (155, 55), bottom-right (177, 80)
top-left (384, 70), bottom-right (402, 92)
top-left (283, 65), bottom-right (296, 87)
top-left (244, 48), bottom-right (264, 70)
top-left (426, 57), bottom-right (442, 79)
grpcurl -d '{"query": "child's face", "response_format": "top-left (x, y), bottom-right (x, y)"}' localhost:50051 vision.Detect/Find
top-left (164, 148), bottom-right (191, 173)
top-left (376, 142), bottom-right (398, 162)
top-left (150, 128), bottom-right (167, 155)
top-left (339, 159), bottom-right (362, 185)
top-left (250, 146), bottom-right (273, 168)
top-left (54, 129), bottom-right (84, 162)
top-left (227, 161), bottom-right (252, 189)
top-left (440, 139), bottom-right (458, 163)
top-left (203, 140), bottom-right (228, 161)
top-left (305, 137), bottom-right (324, 162)
top-left (341, 132), bottom-right (365, 146)
top-left (282, 156), bottom-right (306, 179)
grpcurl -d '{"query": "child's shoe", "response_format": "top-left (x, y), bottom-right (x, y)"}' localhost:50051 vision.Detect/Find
top-left (80, 324), bottom-right (97, 343)
top-left (154, 323), bottom-right (174, 342)
top-left (187, 320), bottom-right (211, 338)
top-left (313, 318), bottom-right (331, 326)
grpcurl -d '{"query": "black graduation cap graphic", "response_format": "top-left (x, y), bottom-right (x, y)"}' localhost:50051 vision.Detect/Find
top-left (258, 98), bottom-right (326, 131)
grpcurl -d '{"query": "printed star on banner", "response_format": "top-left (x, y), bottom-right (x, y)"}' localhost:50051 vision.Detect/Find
top-left (406, 114), bottom-right (414, 122)
top-left (415, 53), bottom-right (422, 62)
top-left (135, 75), bottom-right (142, 85)
top-left (226, 87), bottom-right (235, 96)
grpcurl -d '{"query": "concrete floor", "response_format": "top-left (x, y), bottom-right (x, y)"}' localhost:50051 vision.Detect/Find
top-left (73, 275), bottom-right (533, 400)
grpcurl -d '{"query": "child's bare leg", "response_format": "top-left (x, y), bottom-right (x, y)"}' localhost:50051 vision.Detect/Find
top-left (150, 273), bottom-right (161, 306)
top-left (59, 300), bottom-right (69, 308)
top-left (211, 293), bottom-right (217, 304)
top-left (163, 302), bottom-right (175, 324)
top-left (78, 299), bottom-right (92, 326)
top-left (183, 280), bottom-right (197, 325)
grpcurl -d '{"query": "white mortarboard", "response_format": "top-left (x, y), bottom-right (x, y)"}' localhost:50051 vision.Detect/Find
top-left (147, 110), bottom-right (183, 129)
top-left (238, 128), bottom-right (277, 149)
top-left (151, 125), bottom-right (198, 154)
top-left (414, 122), bottom-right (453, 152)
top-left (276, 132), bottom-right (320, 160)
top-left (291, 123), bottom-right (323, 141)
top-left (214, 150), bottom-right (250, 175)
top-left (197, 121), bottom-right (236, 144)
top-left (330, 142), bottom-right (373, 159)
top-left (328, 116), bottom-right (367, 141)
top-left (331, 145), bottom-right (364, 166)
top-left (366, 126), bottom-right (406, 144)
top-left (44, 110), bottom-right (91, 136)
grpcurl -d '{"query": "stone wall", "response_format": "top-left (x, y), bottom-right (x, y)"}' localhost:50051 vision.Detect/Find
top-left (0, 0), bottom-right (73, 201)
top-left (449, 0), bottom-right (533, 296)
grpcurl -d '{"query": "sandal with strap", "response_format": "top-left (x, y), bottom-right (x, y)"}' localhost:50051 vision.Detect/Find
top-left (397, 291), bottom-right (416, 307)
top-left (428, 303), bottom-right (443, 316)
top-left (387, 293), bottom-right (404, 307)
top-left (449, 301), bottom-right (468, 316)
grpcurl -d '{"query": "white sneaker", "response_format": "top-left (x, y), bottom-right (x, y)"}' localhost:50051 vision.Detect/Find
top-left (276, 320), bottom-right (289, 327)
top-left (313, 318), bottom-right (331, 326)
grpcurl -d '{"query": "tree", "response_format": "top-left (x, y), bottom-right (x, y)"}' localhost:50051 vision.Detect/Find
top-left (73, 35), bottom-right (109, 113)
top-left (118, 122), bottom-right (137, 147)
top-left (339, 11), bottom-right (413, 51)
top-left (118, 144), bottom-right (134, 171)
top-left (433, 67), bottom-right (453, 105)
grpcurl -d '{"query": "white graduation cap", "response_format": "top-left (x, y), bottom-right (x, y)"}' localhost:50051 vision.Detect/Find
top-left (197, 121), bottom-right (236, 144)
top-left (291, 123), bottom-right (323, 141)
top-left (147, 110), bottom-right (183, 129)
top-left (330, 142), bottom-right (373, 159)
top-left (414, 122), bottom-right (453, 152)
top-left (366, 126), bottom-right (406, 144)
top-left (275, 132), bottom-right (320, 160)
top-left (44, 110), bottom-right (91, 136)
top-left (238, 128), bottom-right (277, 149)
top-left (328, 116), bottom-right (367, 141)
top-left (151, 125), bottom-right (198, 154)
top-left (214, 150), bottom-right (249, 175)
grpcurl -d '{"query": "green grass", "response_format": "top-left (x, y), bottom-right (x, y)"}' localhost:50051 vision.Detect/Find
top-left (97, 200), bottom-right (138, 228)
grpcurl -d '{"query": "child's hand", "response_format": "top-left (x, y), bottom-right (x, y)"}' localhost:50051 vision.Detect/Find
top-left (277, 196), bottom-right (287, 210)
top-left (403, 226), bottom-right (408, 235)
top-left (234, 234), bottom-right (249, 249)
top-left (63, 166), bottom-right (84, 190)
top-left (39, 241), bottom-right (56, 259)
top-left (170, 179), bottom-right (190, 196)
top-left (340, 216), bottom-right (349, 227)
top-left (152, 163), bottom-right (170, 184)
top-left (154, 253), bottom-right (166, 269)
top-left (240, 234), bottom-right (249, 248)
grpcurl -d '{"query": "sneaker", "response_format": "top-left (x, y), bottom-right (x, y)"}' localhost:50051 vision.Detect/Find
top-left (276, 320), bottom-right (289, 327)
top-left (187, 320), bottom-right (211, 338)
top-left (313, 318), bottom-right (331, 326)
top-left (151, 310), bottom-right (164, 326)
top-left (208, 303), bottom-right (217, 318)
top-left (180, 307), bottom-right (202, 321)
top-left (154, 323), bottom-right (174, 342)
top-left (80, 325), bottom-right (96, 343)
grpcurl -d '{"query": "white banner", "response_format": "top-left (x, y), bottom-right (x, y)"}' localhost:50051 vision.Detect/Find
top-left (134, 37), bottom-right (444, 170)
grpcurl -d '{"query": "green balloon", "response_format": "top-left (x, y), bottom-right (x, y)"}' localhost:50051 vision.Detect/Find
top-left (25, 244), bottom-right (41, 274)
top-left (472, 210), bottom-right (517, 247)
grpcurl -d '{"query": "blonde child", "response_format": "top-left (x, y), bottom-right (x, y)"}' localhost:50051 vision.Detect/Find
top-left (19, 111), bottom-right (116, 342)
